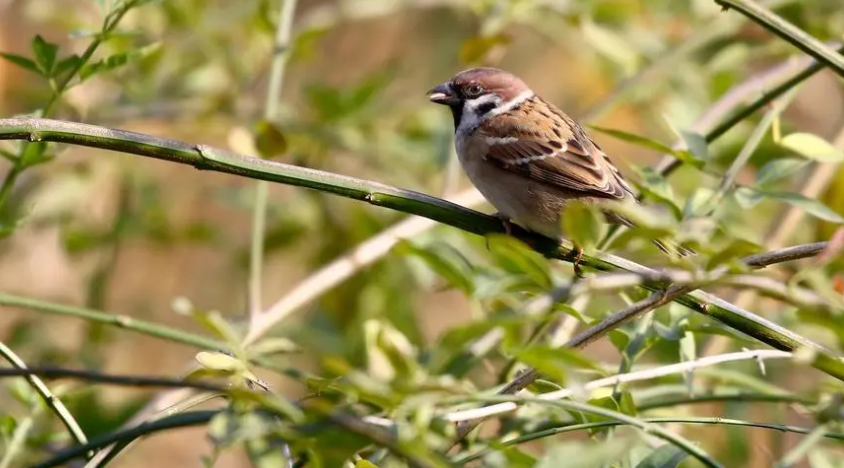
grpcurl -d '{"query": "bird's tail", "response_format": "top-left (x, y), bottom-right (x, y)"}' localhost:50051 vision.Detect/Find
top-left (603, 210), bottom-right (695, 257)
top-left (651, 239), bottom-right (696, 257)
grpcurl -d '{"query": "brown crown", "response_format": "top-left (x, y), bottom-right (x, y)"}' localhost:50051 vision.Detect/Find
top-left (449, 67), bottom-right (531, 101)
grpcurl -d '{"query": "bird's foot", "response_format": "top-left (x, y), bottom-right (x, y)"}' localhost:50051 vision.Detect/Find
top-left (486, 213), bottom-right (516, 250)
top-left (493, 212), bottom-right (515, 236)
top-left (570, 243), bottom-right (585, 278)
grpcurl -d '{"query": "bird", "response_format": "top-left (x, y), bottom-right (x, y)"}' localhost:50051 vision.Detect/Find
top-left (427, 67), bottom-right (690, 261)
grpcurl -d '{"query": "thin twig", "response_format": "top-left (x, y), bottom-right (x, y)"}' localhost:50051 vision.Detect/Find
top-left (452, 416), bottom-right (844, 465)
top-left (700, 126), bottom-right (844, 358)
top-left (702, 89), bottom-right (797, 214)
top-left (326, 412), bottom-right (455, 468)
top-left (0, 366), bottom-right (228, 392)
top-left (451, 239), bottom-right (832, 386)
top-left (450, 239), bottom-right (834, 442)
top-left (30, 411), bottom-right (217, 468)
top-left (723, 275), bottom-right (841, 310)
top-left (0, 293), bottom-right (224, 351)
top-left (654, 43), bottom-right (844, 176)
top-left (0, 343), bottom-right (88, 447)
top-left (443, 349), bottom-right (791, 423)
top-left (459, 397), bottom-right (726, 468)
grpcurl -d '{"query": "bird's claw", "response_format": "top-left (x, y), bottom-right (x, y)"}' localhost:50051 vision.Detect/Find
top-left (486, 213), bottom-right (515, 250)
top-left (570, 244), bottom-right (585, 278)
top-left (493, 212), bottom-right (514, 236)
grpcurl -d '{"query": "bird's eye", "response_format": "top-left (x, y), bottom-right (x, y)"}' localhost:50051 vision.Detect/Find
top-left (463, 84), bottom-right (484, 97)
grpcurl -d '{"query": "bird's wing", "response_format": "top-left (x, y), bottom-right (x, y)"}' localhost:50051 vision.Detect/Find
top-left (476, 96), bottom-right (634, 200)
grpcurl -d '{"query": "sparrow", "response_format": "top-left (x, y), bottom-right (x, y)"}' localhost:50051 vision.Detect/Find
top-left (427, 67), bottom-right (689, 258)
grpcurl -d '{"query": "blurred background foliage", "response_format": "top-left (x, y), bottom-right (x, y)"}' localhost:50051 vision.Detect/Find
top-left (1, 0), bottom-right (844, 467)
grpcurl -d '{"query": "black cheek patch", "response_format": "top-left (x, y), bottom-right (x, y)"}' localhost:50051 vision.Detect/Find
top-left (476, 101), bottom-right (497, 115)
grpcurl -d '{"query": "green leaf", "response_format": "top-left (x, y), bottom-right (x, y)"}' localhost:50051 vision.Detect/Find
top-left (534, 440), bottom-right (631, 468)
top-left (629, 166), bottom-right (682, 218)
top-left (781, 132), bottom-right (844, 163)
top-left (568, 396), bottom-right (622, 427)
top-left (589, 125), bottom-right (675, 155)
top-left (248, 337), bottom-right (299, 356)
top-left (706, 238), bottom-right (761, 270)
top-left (516, 345), bottom-right (601, 384)
top-left (290, 28), bottom-right (328, 62)
top-left (560, 203), bottom-right (606, 251)
top-left (634, 445), bottom-right (689, 468)
top-left (733, 186), bottom-right (764, 209)
top-left (0, 217), bottom-right (24, 239)
top-left (254, 120), bottom-right (288, 160)
top-left (400, 241), bottom-right (474, 294)
top-left (756, 158), bottom-right (808, 186)
top-left (0, 52), bottom-right (41, 75)
top-left (79, 43), bottom-right (161, 81)
top-left (31, 35), bottom-right (58, 76)
top-left (757, 189), bottom-right (844, 223)
top-left (436, 315), bottom-right (542, 377)
top-left (245, 433), bottom-right (290, 468)
top-left (618, 390), bottom-right (637, 416)
top-left (683, 187), bottom-right (715, 219)
top-left (0, 148), bottom-right (16, 163)
top-left (195, 351), bottom-right (245, 373)
top-left (304, 70), bottom-right (391, 122)
top-left (190, 309), bottom-right (243, 345)
top-left (54, 54), bottom-right (82, 80)
top-left (19, 142), bottom-right (52, 169)
top-left (355, 461), bottom-right (380, 468)
top-left (8, 378), bottom-right (36, 406)
top-left (680, 130), bottom-right (709, 161)
top-left (0, 414), bottom-right (17, 438)
top-left (590, 126), bottom-right (706, 169)
top-left (485, 234), bottom-right (551, 289)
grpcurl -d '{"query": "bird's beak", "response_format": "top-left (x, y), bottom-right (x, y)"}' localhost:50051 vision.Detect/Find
top-left (427, 82), bottom-right (459, 105)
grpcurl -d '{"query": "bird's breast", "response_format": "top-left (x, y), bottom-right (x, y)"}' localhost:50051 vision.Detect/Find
top-left (455, 134), bottom-right (567, 239)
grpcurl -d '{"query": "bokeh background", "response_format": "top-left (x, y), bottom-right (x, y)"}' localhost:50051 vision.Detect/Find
top-left (1, 0), bottom-right (844, 467)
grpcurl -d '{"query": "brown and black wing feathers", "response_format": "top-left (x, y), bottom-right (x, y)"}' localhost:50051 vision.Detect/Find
top-left (478, 96), bottom-right (633, 200)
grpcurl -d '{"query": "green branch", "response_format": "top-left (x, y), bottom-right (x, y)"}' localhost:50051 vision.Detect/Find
top-left (0, 292), bottom-right (224, 350)
top-left (706, 43), bottom-right (844, 143)
top-left (454, 416), bottom-right (844, 465)
top-left (0, 342), bottom-right (88, 451)
top-left (0, 118), bottom-right (842, 384)
top-left (0, 366), bottom-right (227, 392)
top-left (31, 411), bottom-right (217, 468)
top-left (715, 0), bottom-right (844, 79)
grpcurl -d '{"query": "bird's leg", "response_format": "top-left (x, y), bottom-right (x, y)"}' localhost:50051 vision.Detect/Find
top-left (492, 212), bottom-right (514, 236)
top-left (570, 243), bottom-right (585, 278)
top-left (486, 212), bottom-right (515, 250)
